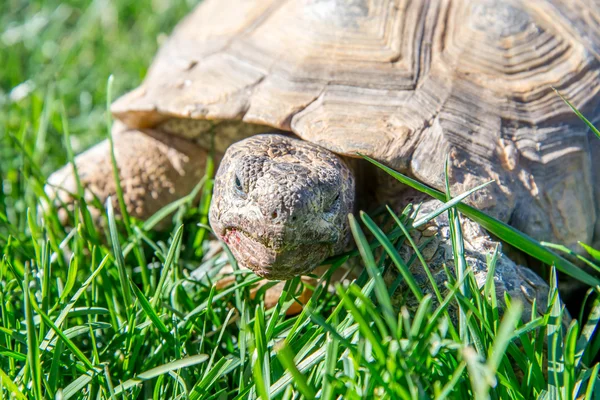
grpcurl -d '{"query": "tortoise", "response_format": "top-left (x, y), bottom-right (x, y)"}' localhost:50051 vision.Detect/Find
top-left (46, 0), bottom-right (600, 312)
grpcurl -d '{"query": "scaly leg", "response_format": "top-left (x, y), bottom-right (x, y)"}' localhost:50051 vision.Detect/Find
top-left (45, 122), bottom-right (209, 227)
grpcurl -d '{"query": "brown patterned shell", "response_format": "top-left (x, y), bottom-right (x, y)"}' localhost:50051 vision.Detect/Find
top-left (111, 0), bottom-right (600, 248)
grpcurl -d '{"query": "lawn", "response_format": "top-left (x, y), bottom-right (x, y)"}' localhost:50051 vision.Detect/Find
top-left (2, 1), bottom-right (600, 399)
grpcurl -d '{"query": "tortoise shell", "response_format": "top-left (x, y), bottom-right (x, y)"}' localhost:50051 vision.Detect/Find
top-left (111, 0), bottom-right (600, 248)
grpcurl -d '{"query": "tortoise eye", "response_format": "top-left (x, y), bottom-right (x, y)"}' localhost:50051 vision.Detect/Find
top-left (234, 173), bottom-right (245, 195)
top-left (326, 192), bottom-right (341, 213)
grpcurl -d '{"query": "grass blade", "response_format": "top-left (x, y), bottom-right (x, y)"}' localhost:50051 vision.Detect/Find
top-left (275, 341), bottom-right (316, 399)
top-left (554, 88), bottom-right (600, 140)
top-left (584, 363), bottom-right (600, 400)
top-left (253, 305), bottom-right (271, 400)
top-left (60, 254), bottom-right (78, 303)
top-left (129, 279), bottom-right (170, 336)
top-left (40, 254), bottom-right (109, 350)
top-left (360, 211), bottom-right (423, 301)
top-left (576, 293), bottom-right (600, 367)
top-left (61, 370), bottom-right (94, 400)
top-left (24, 264), bottom-right (43, 400)
top-left (547, 267), bottom-right (564, 396)
top-left (30, 300), bottom-right (97, 372)
top-left (113, 354), bottom-right (209, 395)
top-left (387, 206), bottom-right (444, 304)
top-left (151, 225), bottom-right (184, 309)
top-left (350, 213), bottom-right (397, 333)
top-left (0, 368), bottom-right (27, 400)
top-left (106, 197), bottom-right (133, 312)
top-left (58, 100), bottom-right (99, 243)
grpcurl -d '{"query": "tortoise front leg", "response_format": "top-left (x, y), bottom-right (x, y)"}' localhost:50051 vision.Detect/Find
top-left (387, 198), bottom-right (551, 322)
top-left (45, 122), bottom-right (209, 227)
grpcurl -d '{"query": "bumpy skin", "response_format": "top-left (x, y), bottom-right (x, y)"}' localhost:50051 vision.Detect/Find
top-left (209, 134), bottom-right (355, 280)
top-left (389, 199), bottom-right (551, 321)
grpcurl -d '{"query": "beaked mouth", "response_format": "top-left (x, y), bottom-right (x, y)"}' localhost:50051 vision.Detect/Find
top-left (218, 225), bottom-right (335, 280)
top-left (221, 225), bottom-right (336, 252)
top-left (220, 227), bottom-right (286, 278)
top-left (222, 227), bottom-right (279, 250)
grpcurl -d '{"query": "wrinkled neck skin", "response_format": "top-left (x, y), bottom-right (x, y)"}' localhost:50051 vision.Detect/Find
top-left (209, 133), bottom-right (357, 280)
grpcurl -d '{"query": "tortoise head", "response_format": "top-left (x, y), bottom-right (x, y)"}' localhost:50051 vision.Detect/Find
top-left (209, 134), bottom-right (355, 280)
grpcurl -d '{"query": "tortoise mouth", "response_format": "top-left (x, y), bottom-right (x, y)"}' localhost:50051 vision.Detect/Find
top-left (223, 227), bottom-right (276, 250)
top-left (220, 227), bottom-right (333, 280)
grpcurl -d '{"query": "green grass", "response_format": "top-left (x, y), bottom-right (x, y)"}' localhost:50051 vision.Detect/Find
top-left (2, 1), bottom-right (600, 399)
